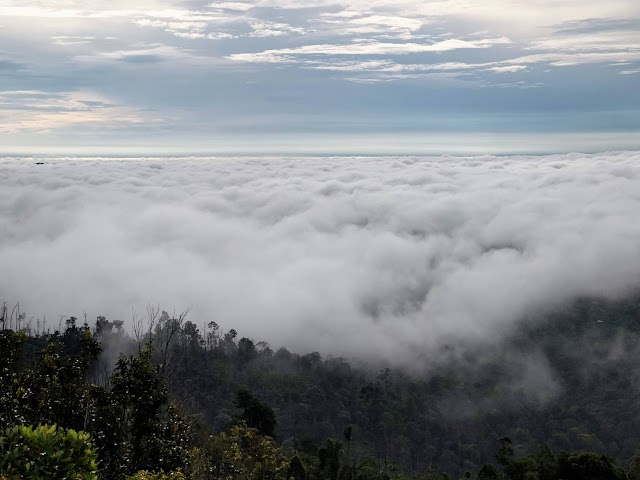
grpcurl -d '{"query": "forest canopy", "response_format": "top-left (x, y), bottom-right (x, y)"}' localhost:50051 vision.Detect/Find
top-left (2, 293), bottom-right (640, 479)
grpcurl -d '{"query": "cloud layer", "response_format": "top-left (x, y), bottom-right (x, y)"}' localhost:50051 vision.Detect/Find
top-left (2, 152), bottom-right (640, 365)
top-left (0, 0), bottom-right (639, 148)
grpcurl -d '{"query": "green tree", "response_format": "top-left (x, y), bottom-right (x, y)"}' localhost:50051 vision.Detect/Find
top-left (477, 464), bottom-right (501, 480)
top-left (0, 330), bottom-right (28, 429)
top-left (629, 450), bottom-right (640, 480)
top-left (238, 338), bottom-right (257, 365)
top-left (556, 452), bottom-right (625, 480)
top-left (319, 439), bottom-right (342, 480)
top-left (0, 424), bottom-right (98, 479)
top-left (109, 346), bottom-right (190, 475)
top-left (288, 454), bottom-right (307, 480)
top-left (234, 389), bottom-right (277, 438)
top-left (195, 423), bottom-right (288, 480)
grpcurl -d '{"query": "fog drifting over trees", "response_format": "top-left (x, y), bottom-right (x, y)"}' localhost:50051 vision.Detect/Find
top-left (2, 151), bottom-right (640, 365)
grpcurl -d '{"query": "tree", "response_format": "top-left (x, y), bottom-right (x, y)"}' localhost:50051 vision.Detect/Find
top-left (195, 423), bottom-right (289, 480)
top-left (234, 389), bottom-right (277, 438)
top-left (238, 338), bottom-right (257, 365)
top-left (343, 425), bottom-right (353, 469)
top-left (496, 437), bottom-right (514, 467)
top-left (3, 327), bottom-right (101, 432)
top-left (288, 455), bottom-right (307, 480)
top-left (477, 464), bottom-right (501, 480)
top-left (319, 439), bottom-right (342, 480)
top-left (108, 347), bottom-right (190, 476)
top-left (0, 424), bottom-right (98, 479)
top-left (629, 450), bottom-right (640, 480)
top-left (556, 452), bottom-right (625, 480)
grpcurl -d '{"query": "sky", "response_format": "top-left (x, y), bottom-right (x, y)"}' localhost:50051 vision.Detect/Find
top-left (1, 0), bottom-right (639, 153)
top-left (2, 152), bottom-right (640, 365)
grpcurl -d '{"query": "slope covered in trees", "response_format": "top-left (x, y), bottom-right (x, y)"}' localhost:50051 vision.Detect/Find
top-left (2, 293), bottom-right (640, 479)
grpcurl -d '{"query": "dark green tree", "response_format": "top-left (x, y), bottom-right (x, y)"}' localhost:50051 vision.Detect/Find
top-left (556, 452), bottom-right (625, 480)
top-left (477, 464), bottom-right (501, 480)
top-left (319, 438), bottom-right (342, 480)
top-left (108, 346), bottom-right (190, 476)
top-left (238, 338), bottom-right (257, 365)
top-left (288, 454), bottom-right (308, 480)
top-left (234, 388), bottom-right (277, 438)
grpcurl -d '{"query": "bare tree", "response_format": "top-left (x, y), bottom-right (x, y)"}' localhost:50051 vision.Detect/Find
top-left (131, 308), bottom-right (143, 351)
top-left (153, 307), bottom-right (191, 381)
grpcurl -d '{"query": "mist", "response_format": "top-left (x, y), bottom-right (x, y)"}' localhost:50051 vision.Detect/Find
top-left (2, 151), bottom-right (640, 366)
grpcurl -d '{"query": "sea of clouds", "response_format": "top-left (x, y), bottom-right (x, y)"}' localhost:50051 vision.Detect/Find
top-left (1, 151), bottom-right (640, 365)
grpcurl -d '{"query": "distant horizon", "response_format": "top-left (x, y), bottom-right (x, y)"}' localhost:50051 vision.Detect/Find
top-left (2, 131), bottom-right (640, 157)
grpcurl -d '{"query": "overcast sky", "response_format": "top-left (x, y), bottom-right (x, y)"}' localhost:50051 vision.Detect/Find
top-left (1, 0), bottom-right (639, 153)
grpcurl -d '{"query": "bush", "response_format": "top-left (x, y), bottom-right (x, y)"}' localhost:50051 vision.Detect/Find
top-left (191, 423), bottom-right (289, 480)
top-left (127, 471), bottom-right (186, 479)
top-left (0, 424), bottom-right (98, 479)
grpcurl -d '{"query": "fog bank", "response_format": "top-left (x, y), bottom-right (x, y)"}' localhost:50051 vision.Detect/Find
top-left (2, 152), bottom-right (640, 365)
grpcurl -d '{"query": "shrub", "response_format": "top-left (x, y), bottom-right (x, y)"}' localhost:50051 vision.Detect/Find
top-left (127, 471), bottom-right (186, 479)
top-left (0, 424), bottom-right (98, 479)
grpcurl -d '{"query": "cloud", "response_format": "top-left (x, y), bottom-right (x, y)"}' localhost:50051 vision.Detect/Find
top-left (1, 152), bottom-right (640, 367)
top-left (228, 37), bottom-right (511, 62)
top-left (1, 0), bottom-right (639, 142)
top-left (314, 12), bottom-right (427, 39)
top-left (552, 18), bottom-right (640, 35)
top-left (274, 46), bottom-right (638, 83)
top-left (75, 43), bottom-right (218, 65)
top-left (50, 36), bottom-right (95, 46)
top-left (489, 65), bottom-right (527, 73)
top-left (209, 2), bottom-right (254, 11)
top-left (3, 0), bottom-right (640, 87)
top-left (0, 90), bottom-right (156, 133)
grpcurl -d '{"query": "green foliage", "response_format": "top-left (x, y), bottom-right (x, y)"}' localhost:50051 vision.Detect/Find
top-left (5, 292), bottom-right (640, 479)
top-left (0, 330), bottom-right (27, 366)
top-left (0, 326), bottom-right (101, 432)
top-left (480, 439), bottom-right (627, 480)
top-left (191, 423), bottom-right (289, 480)
top-left (234, 389), bottom-right (277, 438)
top-left (629, 451), bottom-right (640, 480)
top-left (476, 464), bottom-right (500, 480)
top-left (0, 330), bottom-right (28, 428)
top-left (555, 451), bottom-right (625, 480)
top-left (0, 424), bottom-right (98, 479)
top-left (103, 346), bottom-right (191, 477)
top-left (496, 438), bottom-right (514, 467)
top-left (127, 470), bottom-right (186, 479)
top-left (1, 324), bottom-right (190, 480)
top-left (319, 438), bottom-right (343, 480)
top-left (165, 294), bottom-right (640, 477)
top-left (288, 454), bottom-right (307, 480)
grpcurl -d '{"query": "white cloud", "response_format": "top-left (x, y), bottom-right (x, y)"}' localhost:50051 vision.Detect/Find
top-left (50, 36), bottom-right (95, 46)
top-left (209, 2), bottom-right (254, 11)
top-left (1, 152), bottom-right (640, 366)
top-left (489, 65), bottom-right (527, 73)
top-left (228, 37), bottom-right (511, 62)
top-left (0, 90), bottom-right (154, 133)
top-left (2, 0), bottom-right (639, 86)
top-left (247, 19), bottom-right (306, 37)
top-left (314, 12), bottom-right (427, 38)
top-left (75, 43), bottom-right (219, 65)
